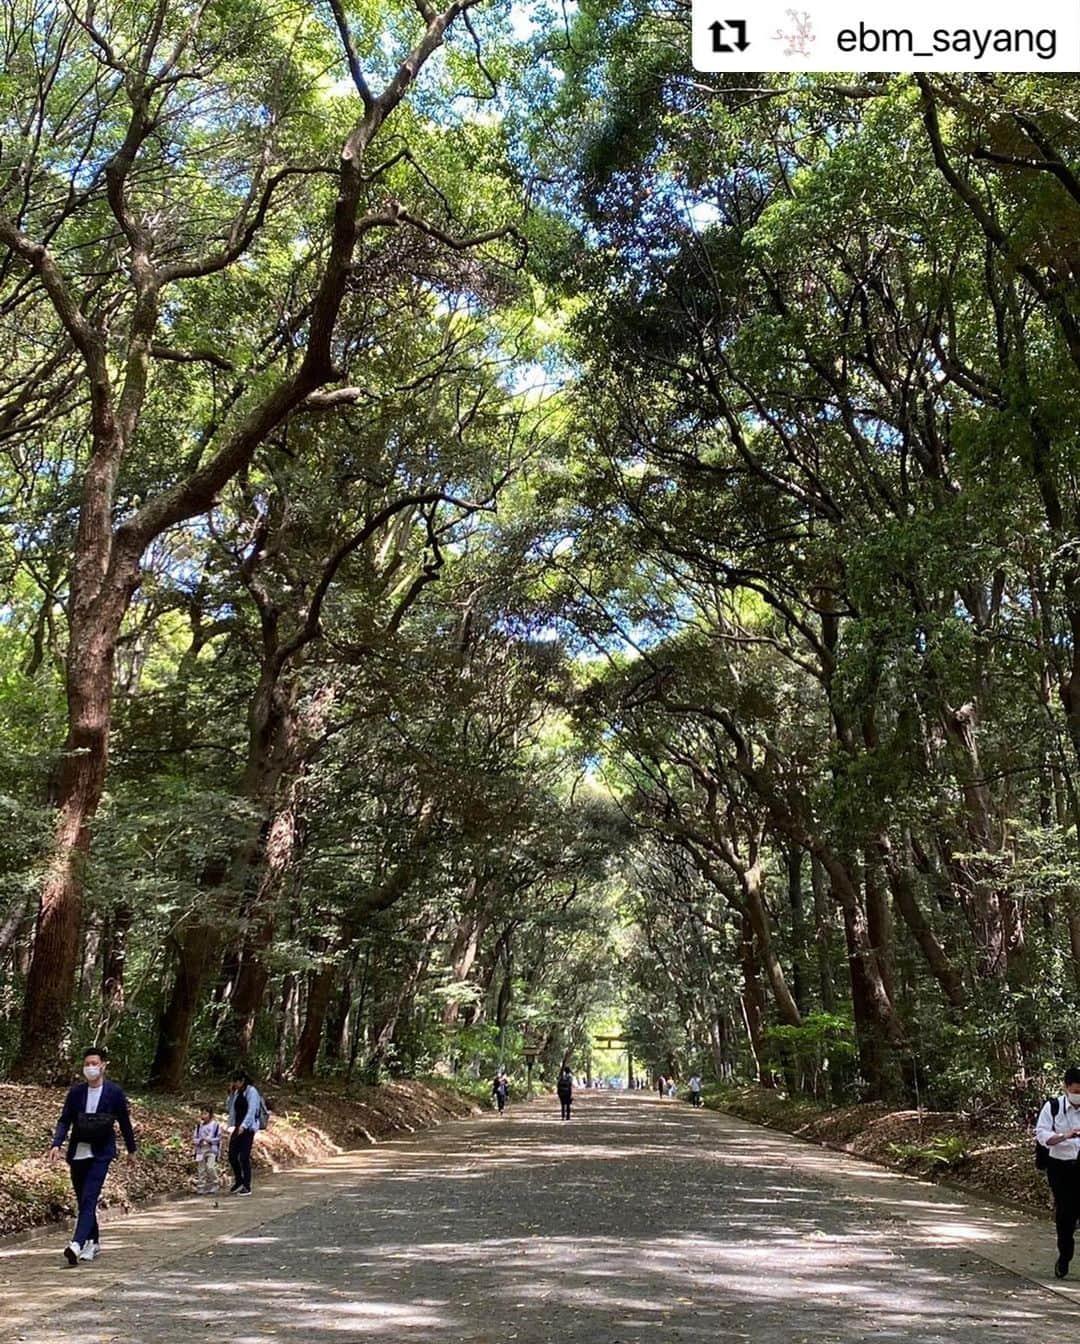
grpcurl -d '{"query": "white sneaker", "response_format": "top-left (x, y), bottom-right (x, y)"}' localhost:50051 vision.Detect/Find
top-left (63, 1241), bottom-right (81, 1267)
top-left (78, 1240), bottom-right (99, 1262)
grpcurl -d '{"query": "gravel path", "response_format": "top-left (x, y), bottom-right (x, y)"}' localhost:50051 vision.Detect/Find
top-left (6, 1092), bottom-right (1079, 1342)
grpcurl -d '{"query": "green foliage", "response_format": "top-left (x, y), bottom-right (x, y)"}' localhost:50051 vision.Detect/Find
top-left (887, 1135), bottom-right (972, 1171)
top-left (0, 0), bottom-right (1078, 1119)
top-left (701, 1082), bottom-right (830, 1130)
top-left (767, 1014), bottom-right (858, 1066)
top-left (422, 1072), bottom-right (497, 1110)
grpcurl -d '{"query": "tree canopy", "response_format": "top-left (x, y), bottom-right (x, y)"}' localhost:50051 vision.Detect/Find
top-left (1, 1), bottom-right (1079, 1107)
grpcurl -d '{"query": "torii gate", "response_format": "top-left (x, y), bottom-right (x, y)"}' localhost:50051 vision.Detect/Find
top-left (593, 1034), bottom-right (635, 1088)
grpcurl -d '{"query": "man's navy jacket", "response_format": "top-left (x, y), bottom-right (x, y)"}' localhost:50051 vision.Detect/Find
top-left (51, 1079), bottom-right (137, 1162)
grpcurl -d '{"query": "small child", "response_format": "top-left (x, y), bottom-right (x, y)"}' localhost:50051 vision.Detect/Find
top-left (193, 1106), bottom-right (223, 1195)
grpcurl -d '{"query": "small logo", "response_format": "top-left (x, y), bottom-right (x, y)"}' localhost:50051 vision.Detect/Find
top-left (709, 18), bottom-right (750, 51)
top-left (772, 9), bottom-right (816, 56)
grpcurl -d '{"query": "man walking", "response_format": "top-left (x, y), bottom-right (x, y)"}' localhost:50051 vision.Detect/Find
top-left (1036, 1065), bottom-right (1080, 1278)
top-left (226, 1070), bottom-right (266, 1196)
top-left (689, 1074), bottom-right (703, 1107)
top-left (47, 1047), bottom-right (137, 1266)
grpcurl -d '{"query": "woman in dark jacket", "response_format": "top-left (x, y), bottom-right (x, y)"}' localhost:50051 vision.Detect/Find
top-left (557, 1065), bottom-right (573, 1121)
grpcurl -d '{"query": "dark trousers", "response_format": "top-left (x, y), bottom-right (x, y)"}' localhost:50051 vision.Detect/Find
top-left (228, 1129), bottom-right (255, 1189)
top-left (1048, 1159), bottom-right (1080, 1263)
top-left (559, 1096), bottom-right (572, 1120)
top-left (691, 1091), bottom-right (702, 1107)
top-left (70, 1155), bottom-right (111, 1246)
top-left (495, 1093), bottom-right (506, 1113)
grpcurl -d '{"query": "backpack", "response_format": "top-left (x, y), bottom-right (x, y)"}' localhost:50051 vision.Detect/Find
top-left (256, 1094), bottom-right (270, 1129)
top-left (1035, 1095), bottom-right (1061, 1171)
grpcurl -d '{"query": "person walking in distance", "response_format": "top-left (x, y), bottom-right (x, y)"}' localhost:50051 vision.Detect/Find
top-left (193, 1105), bottom-right (223, 1196)
top-left (1036, 1066), bottom-right (1080, 1278)
top-left (688, 1074), bottom-right (703, 1107)
top-left (226, 1071), bottom-right (266, 1196)
top-left (557, 1065), bottom-right (574, 1121)
top-left (47, 1047), bottom-right (137, 1267)
top-left (656, 1074), bottom-right (666, 1099)
top-left (492, 1072), bottom-right (510, 1114)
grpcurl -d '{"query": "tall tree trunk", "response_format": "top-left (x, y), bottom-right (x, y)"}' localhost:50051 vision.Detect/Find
top-left (941, 702), bottom-right (1009, 980)
top-left (0, 890), bottom-right (35, 962)
top-left (842, 903), bottom-right (886, 1096)
top-left (220, 924), bottom-right (275, 1063)
top-left (216, 771), bottom-right (306, 1061)
top-left (292, 960), bottom-right (335, 1080)
top-left (1067, 891), bottom-right (1080, 992)
top-left (739, 913), bottom-right (771, 1086)
top-left (100, 903), bottom-right (132, 1030)
top-left (325, 970), bottom-right (353, 1065)
top-left (744, 861), bottom-right (802, 1027)
top-left (786, 847), bottom-right (809, 1015)
top-left (442, 891), bottom-right (487, 1028)
top-left (11, 572), bottom-right (135, 1079)
top-left (148, 921), bottom-right (220, 1090)
top-left (79, 922), bottom-right (100, 1003)
top-left (879, 835), bottom-right (966, 1009)
top-left (864, 852), bottom-right (895, 1007)
top-left (148, 667), bottom-right (299, 1086)
top-left (364, 924), bottom-right (441, 1078)
top-left (346, 949), bottom-right (372, 1082)
top-left (274, 972), bottom-right (298, 1083)
top-left (811, 854), bottom-right (837, 1012)
top-left (495, 965), bottom-right (513, 1031)
top-left (821, 852), bottom-right (904, 1076)
top-left (212, 945), bottom-right (240, 1006)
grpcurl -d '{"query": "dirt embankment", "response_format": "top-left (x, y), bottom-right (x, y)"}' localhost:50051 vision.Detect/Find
top-left (707, 1085), bottom-right (1051, 1216)
top-left (0, 1077), bottom-right (484, 1239)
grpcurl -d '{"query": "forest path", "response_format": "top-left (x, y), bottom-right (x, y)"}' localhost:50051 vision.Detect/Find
top-left (3, 1092), bottom-right (1078, 1342)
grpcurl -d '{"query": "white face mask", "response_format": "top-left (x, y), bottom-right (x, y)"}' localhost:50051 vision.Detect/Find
top-left (1067, 1092), bottom-right (1080, 1108)
top-left (84, 1065), bottom-right (103, 1082)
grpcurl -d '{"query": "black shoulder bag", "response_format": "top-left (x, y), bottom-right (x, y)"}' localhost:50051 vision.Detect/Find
top-left (73, 1109), bottom-right (116, 1146)
top-left (1035, 1095), bottom-right (1062, 1171)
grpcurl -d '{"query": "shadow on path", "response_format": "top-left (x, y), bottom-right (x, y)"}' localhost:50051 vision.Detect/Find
top-left (6, 1094), bottom-right (1077, 1343)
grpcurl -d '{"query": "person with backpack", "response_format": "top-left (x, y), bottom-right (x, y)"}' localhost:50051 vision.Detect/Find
top-left (557, 1065), bottom-right (574, 1121)
top-left (688, 1074), bottom-right (703, 1107)
top-left (492, 1072), bottom-right (509, 1114)
top-left (1035, 1065), bottom-right (1080, 1278)
top-left (46, 1046), bottom-right (137, 1266)
top-left (225, 1070), bottom-right (267, 1196)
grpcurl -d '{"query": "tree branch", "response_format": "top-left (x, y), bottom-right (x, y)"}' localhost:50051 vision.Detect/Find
top-left (398, 206), bottom-right (525, 260)
top-left (916, 75), bottom-right (1080, 375)
top-left (159, 166), bottom-right (336, 283)
top-left (151, 343), bottom-right (235, 372)
top-left (275, 488), bottom-right (495, 666)
top-left (971, 146), bottom-right (1080, 206)
top-left (327, 0), bottom-right (374, 111)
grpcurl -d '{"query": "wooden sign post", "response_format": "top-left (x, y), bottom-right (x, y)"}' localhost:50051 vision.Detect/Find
top-left (522, 1042), bottom-right (540, 1099)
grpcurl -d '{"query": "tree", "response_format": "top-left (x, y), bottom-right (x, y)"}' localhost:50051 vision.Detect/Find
top-left (1, 0), bottom-right (520, 1077)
